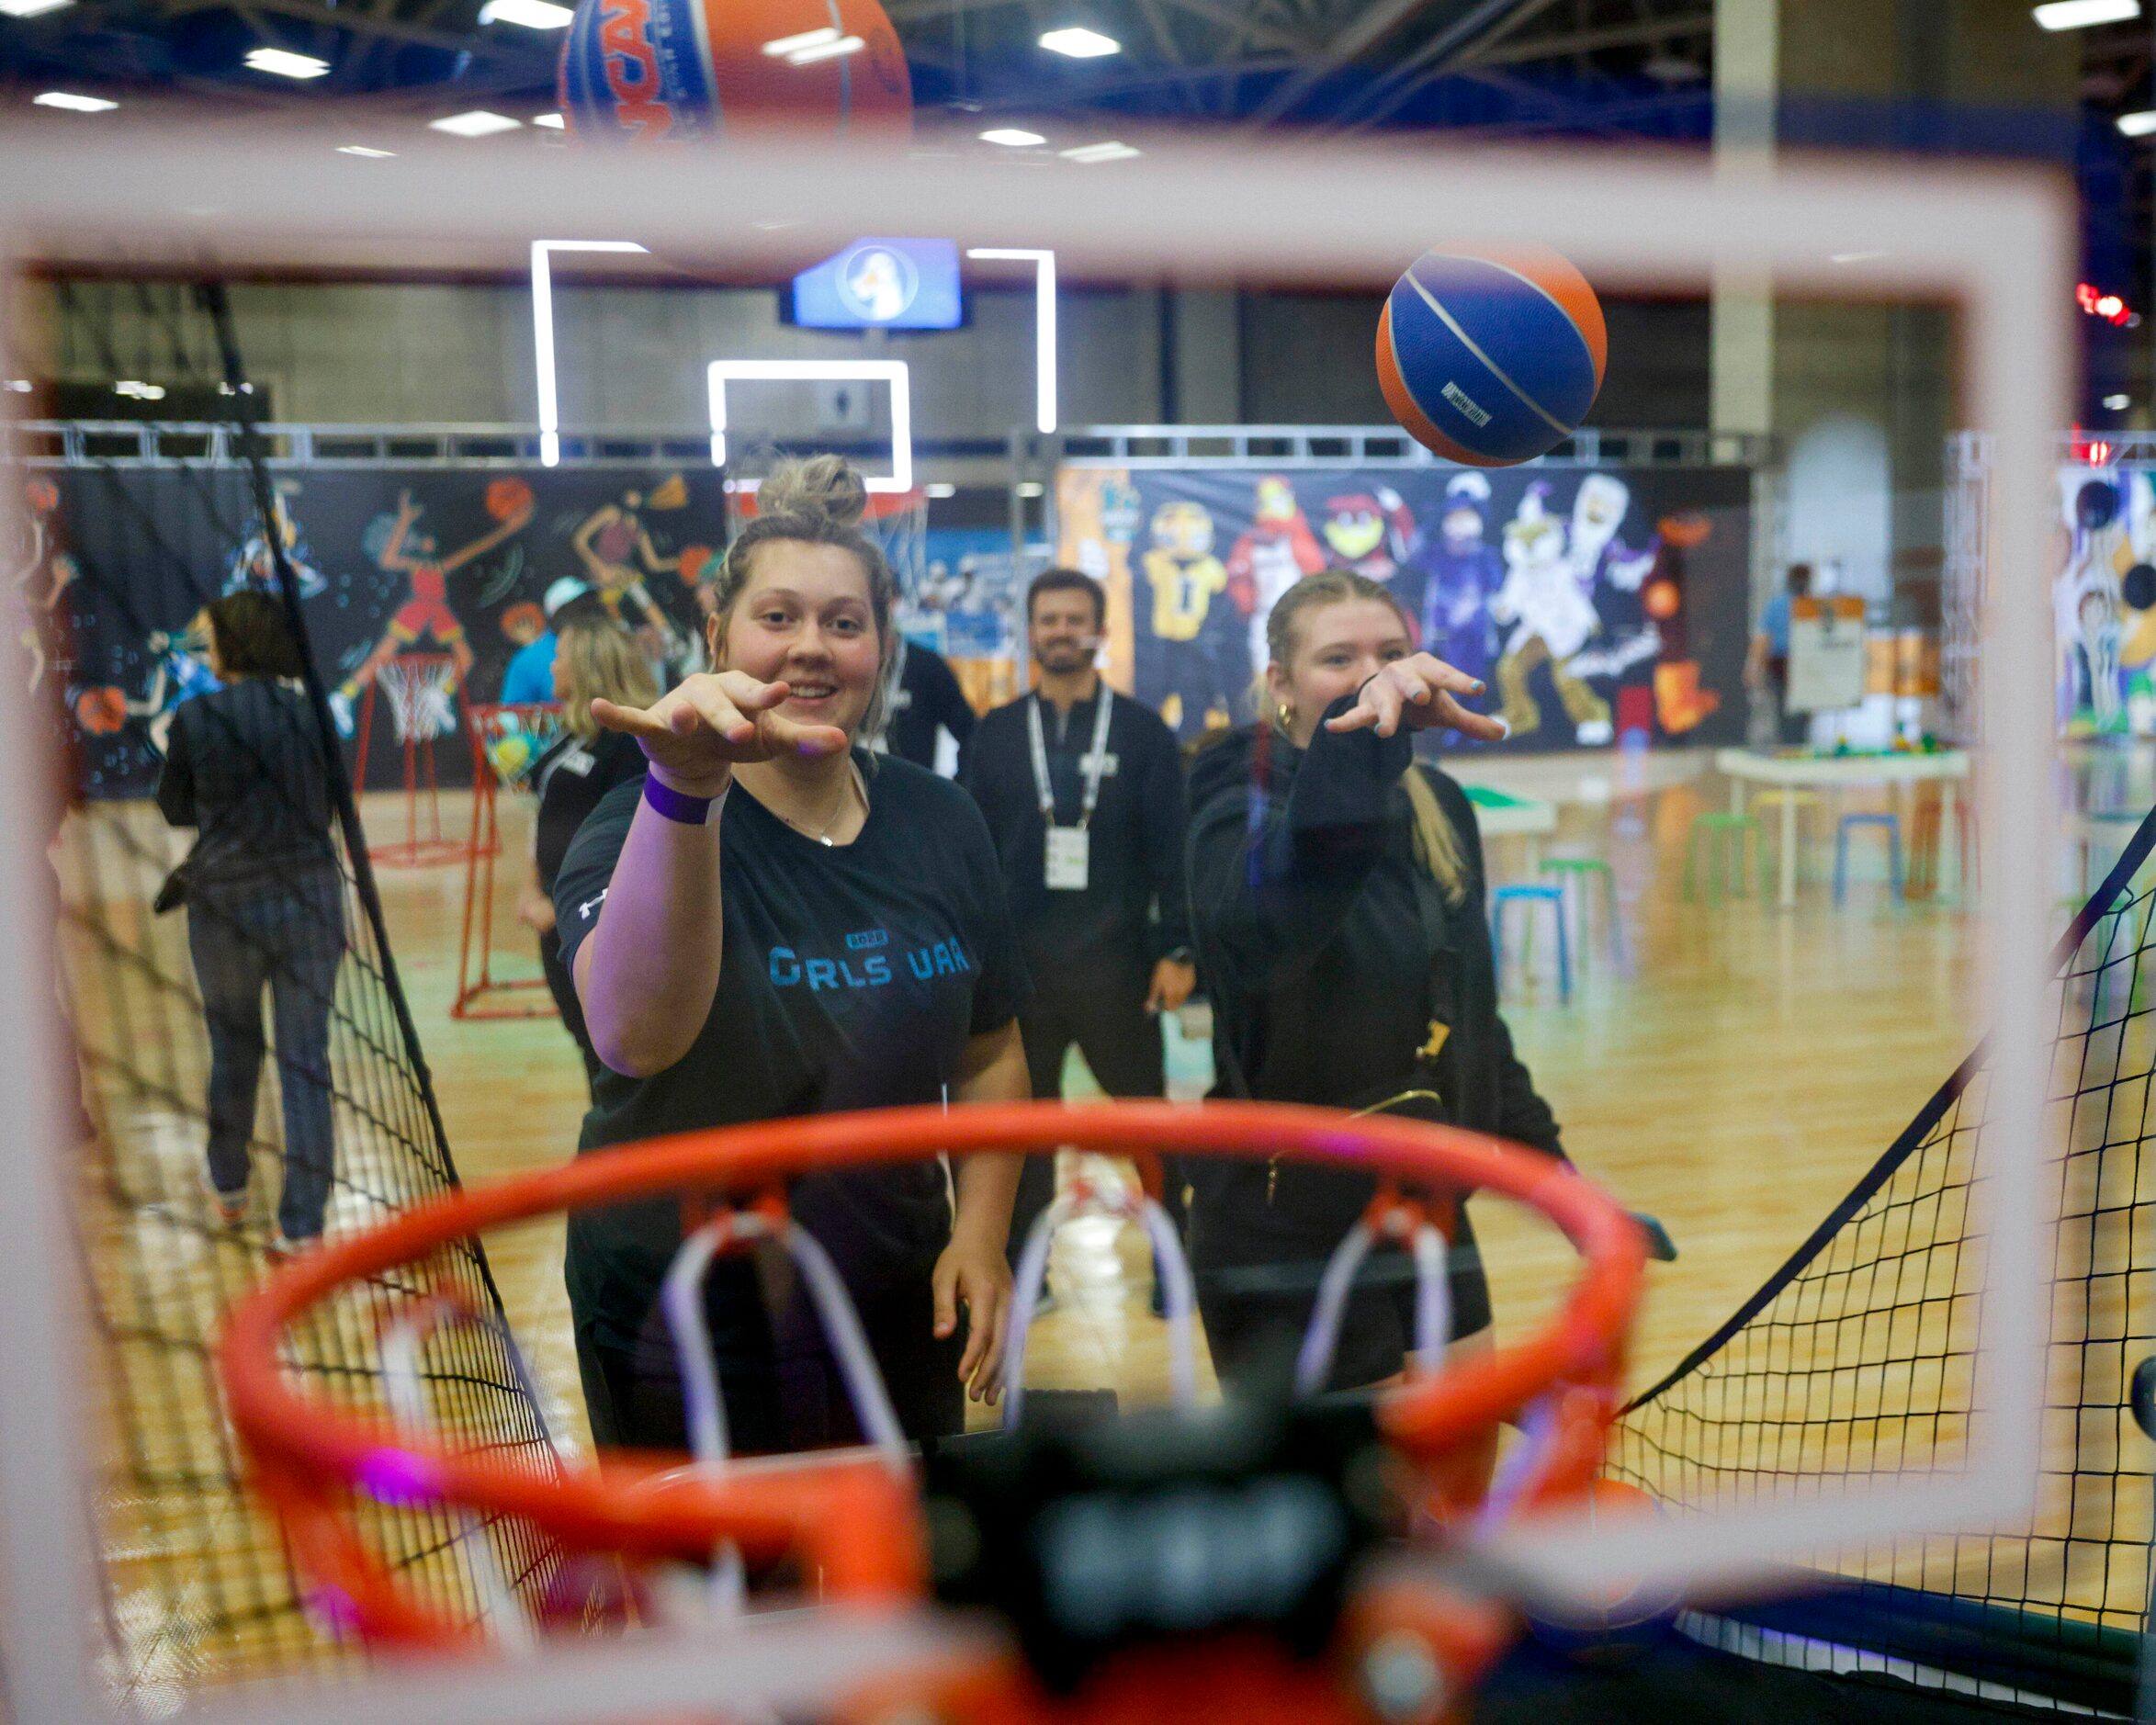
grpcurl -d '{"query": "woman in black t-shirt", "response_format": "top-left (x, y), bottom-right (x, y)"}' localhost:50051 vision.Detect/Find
top-left (1185, 570), bottom-right (1563, 1411)
top-left (516, 618), bottom-right (657, 1094)
top-left (552, 457), bottom-right (1028, 1457)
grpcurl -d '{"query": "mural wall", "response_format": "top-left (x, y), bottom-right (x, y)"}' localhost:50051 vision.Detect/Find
top-left (1056, 464), bottom-right (1753, 750)
top-left (20, 465), bottom-right (717, 796)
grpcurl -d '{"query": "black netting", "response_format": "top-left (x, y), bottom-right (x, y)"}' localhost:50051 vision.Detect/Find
top-left (21, 280), bottom-right (565, 1702)
top-left (1613, 806), bottom-right (2156, 1710)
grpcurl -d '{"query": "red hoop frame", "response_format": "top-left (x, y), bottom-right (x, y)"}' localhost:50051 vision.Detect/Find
top-left (452, 702), bottom-right (561, 1020)
top-left (218, 1100), bottom-right (1644, 1696)
top-left (352, 652), bottom-right (465, 869)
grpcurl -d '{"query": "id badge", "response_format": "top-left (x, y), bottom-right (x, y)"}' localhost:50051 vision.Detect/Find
top-left (1044, 826), bottom-right (1091, 891)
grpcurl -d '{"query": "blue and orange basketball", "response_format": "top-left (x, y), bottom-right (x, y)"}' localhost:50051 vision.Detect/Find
top-left (559, 0), bottom-right (911, 146)
top-left (1376, 245), bottom-right (1606, 467)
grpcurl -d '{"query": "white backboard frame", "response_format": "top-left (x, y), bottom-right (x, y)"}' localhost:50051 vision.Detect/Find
top-left (705, 357), bottom-right (913, 492)
top-left (0, 123), bottom-right (2068, 1717)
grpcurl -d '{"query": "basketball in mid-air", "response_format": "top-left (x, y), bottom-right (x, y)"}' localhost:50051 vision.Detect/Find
top-left (1377, 245), bottom-right (1606, 467)
top-left (560, 0), bottom-right (911, 146)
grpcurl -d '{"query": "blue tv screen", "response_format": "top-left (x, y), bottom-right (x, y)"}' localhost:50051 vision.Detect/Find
top-left (790, 238), bottom-right (964, 331)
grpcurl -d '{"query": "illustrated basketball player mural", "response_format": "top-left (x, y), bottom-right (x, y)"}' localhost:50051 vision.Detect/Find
top-left (129, 607), bottom-right (222, 756)
top-left (331, 483), bottom-right (534, 735)
top-left (1137, 499), bottom-right (1236, 742)
top-left (1491, 484), bottom-right (1614, 745)
top-left (13, 476), bottom-right (78, 693)
top-left (225, 482), bottom-right (328, 600)
top-left (570, 475), bottom-right (693, 663)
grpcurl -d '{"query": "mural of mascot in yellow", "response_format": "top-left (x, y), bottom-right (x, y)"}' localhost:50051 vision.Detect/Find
top-left (1137, 499), bottom-right (1236, 743)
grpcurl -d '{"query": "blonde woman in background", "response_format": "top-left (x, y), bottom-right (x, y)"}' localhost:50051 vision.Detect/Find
top-left (517, 617), bottom-right (660, 1094)
top-left (1183, 569), bottom-right (1566, 1435)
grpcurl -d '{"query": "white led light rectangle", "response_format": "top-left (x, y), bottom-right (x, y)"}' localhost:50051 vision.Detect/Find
top-left (706, 360), bottom-right (912, 493)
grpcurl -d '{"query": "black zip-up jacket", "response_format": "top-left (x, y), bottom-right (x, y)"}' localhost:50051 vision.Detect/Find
top-left (1184, 699), bottom-right (1563, 1241)
top-left (962, 685), bottom-right (1192, 985)
top-left (156, 681), bottom-right (339, 897)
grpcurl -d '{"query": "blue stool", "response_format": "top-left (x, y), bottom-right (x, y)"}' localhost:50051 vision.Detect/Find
top-left (1491, 884), bottom-right (1572, 1004)
top-left (1834, 812), bottom-right (1904, 906)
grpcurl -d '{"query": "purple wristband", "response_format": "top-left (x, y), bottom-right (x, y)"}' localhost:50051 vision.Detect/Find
top-left (642, 774), bottom-right (719, 826)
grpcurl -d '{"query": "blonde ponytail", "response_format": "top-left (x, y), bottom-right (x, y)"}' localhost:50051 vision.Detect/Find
top-left (1399, 761), bottom-right (1469, 906)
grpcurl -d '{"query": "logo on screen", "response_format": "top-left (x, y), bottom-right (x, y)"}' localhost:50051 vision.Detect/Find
top-left (837, 245), bottom-right (920, 322)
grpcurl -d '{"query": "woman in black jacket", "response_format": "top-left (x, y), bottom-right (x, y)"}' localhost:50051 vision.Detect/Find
top-left (1185, 569), bottom-right (1563, 1401)
top-left (157, 591), bottom-right (344, 1253)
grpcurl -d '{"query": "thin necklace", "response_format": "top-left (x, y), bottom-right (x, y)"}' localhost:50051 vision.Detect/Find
top-left (780, 763), bottom-right (858, 847)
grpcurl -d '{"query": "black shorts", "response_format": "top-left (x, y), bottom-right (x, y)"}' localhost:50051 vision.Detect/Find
top-left (1188, 1202), bottom-right (1493, 1398)
top-left (571, 1250), bottom-right (964, 1454)
top-left (1010, 969), bottom-right (1169, 1264)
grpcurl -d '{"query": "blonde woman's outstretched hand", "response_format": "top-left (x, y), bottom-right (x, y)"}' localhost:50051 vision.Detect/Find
top-left (593, 671), bottom-right (849, 796)
top-left (1325, 652), bottom-right (1509, 744)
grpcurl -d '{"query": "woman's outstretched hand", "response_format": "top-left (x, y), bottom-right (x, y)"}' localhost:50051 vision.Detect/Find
top-left (1325, 653), bottom-right (1509, 744)
top-left (593, 671), bottom-right (849, 796)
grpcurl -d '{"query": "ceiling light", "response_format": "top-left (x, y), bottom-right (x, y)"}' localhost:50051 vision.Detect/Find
top-left (114, 381), bottom-right (166, 400)
top-left (0, 0), bottom-right (73, 18)
top-left (532, 112), bottom-right (565, 129)
top-left (480, 0), bottom-right (574, 25)
top-left (431, 109), bottom-right (522, 137)
top-left (336, 144), bottom-right (395, 157)
top-left (3, 379), bottom-right (32, 392)
top-left (2033, 0), bottom-right (2139, 27)
top-left (763, 26), bottom-right (839, 55)
top-left (243, 47), bottom-right (330, 78)
top-left (980, 128), bottom-right (1045, 147)
top-left (784, 33), bottom-right (863, 63)
top-left (2105, 393), bottom-right (2132, 410)
top-left (1039, 26), bottom-right (1120, 56)
top-left (2119, 108), bottom-right (2156, 136)
top-left (925, 482), bottom-right (957, 499)
top-left (33, 91), bottom-right (116, 112)
top-left (1829, 250), bottom-right (1886, 264)
top-left (1017, 480), bottom-right (1045, 498)
top-left (1059, 140), bottom-right (1139, 163)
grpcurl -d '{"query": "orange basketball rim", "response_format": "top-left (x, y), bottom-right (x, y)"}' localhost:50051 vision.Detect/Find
top-left (217, 1099), bottom-right (1646, 1720)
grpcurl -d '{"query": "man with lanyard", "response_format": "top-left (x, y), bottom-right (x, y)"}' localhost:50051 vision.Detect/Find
top-left (963, 568), bottom-right (1196, 1277)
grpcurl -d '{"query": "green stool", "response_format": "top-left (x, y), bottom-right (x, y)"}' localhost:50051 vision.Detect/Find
top-left (1538, 855), bottom-right (1626, 967)
top-left (1685, 812), bottom-right (1761, 903)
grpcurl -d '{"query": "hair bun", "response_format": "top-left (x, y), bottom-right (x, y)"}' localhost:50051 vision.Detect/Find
top-left (757, 455), bottom-right (868, 529)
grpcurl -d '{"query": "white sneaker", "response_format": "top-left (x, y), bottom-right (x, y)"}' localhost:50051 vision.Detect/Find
top-left (1575, 718), bottom-right (1614, 746)
top-left (327, 689), bottom-right (355, 738)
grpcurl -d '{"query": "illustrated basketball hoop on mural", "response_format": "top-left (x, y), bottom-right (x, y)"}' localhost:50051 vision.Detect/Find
top-left (453, 703), bottom-right (563, 1020)
top-left (220, 1101), bottom-right (1645, 1719)
top-left (354, 651), bottom-right (466, 867)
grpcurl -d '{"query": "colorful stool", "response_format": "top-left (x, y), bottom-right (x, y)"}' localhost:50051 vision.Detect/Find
top-left (1491, 884), bottom-right (1572, 1005)
top-left (1684, 812), bottom-right (1759, 904)
top-left (1751, 789), bottom-right (1823, 890)
top-left (1538, 855), bottom-right (1626, 967)
top-left (1834, 811), bottom-right (1903, 906)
